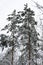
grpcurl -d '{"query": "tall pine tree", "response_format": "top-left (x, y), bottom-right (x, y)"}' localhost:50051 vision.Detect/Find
top-left (1, 3), bottom-right (39, 65)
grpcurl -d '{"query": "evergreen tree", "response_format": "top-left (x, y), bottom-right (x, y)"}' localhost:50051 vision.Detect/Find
top-left (1, 3), bottom-right (40, 65)
top-left (17, 3), bottom-right (39, 65)
top-left (1, 10), bottom-right (20, 65)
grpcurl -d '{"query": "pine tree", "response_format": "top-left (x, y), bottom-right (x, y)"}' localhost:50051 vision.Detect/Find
top-left (1, 3), bottom-right (40, 65)
top-left (14, 3), bottom-right (39, 65)
top-left (1, 10), bottom-right (20, 65)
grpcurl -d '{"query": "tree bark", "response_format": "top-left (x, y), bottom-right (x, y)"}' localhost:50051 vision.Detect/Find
top-left (29, 34), bottom-right (31, 65)
top-left (11, 46), bottom-right (14, 65)
top-left (11, 31), bottom-right (14, 65)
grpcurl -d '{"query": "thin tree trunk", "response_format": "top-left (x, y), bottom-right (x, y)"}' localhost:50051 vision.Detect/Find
top-left (11, 46), bottom-right (14, 65)
top-left (11, 31), bottom-right (14, 65)
top-left (29, 34), bottom-right (31, 65)
top-left (29, 47), bottom-right (31, 65)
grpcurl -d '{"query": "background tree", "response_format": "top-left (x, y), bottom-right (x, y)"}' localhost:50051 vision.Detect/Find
top-left (1, 10), bottom-right (20, 65)
top-left (32, 1), bottom-right (43, 64)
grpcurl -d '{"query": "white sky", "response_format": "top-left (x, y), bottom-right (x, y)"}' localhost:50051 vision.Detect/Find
top-left (0, 0), bottom-right (43, 34)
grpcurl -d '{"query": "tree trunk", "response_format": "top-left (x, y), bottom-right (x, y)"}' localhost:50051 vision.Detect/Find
top-left (11, 31), bottom-right (14, 65)
top-left (29, 47), bottom-right (31, 65)
top-left (11, 46), bottom-right (14, 65)
top-left (29, 34), bottom-right (31, 65)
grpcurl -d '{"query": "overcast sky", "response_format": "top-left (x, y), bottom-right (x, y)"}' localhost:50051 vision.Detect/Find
top-left (0, 0), bottom-right (43, 34)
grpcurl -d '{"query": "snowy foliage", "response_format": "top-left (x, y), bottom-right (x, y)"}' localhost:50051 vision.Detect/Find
top-left (0, 2), bottom-right (43, 65)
